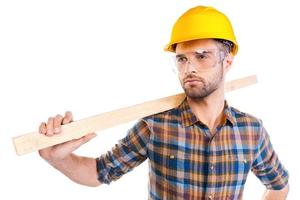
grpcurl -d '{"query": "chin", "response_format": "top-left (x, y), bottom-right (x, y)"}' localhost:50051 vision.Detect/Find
top-left (184, 88), bottom-right (209, 99)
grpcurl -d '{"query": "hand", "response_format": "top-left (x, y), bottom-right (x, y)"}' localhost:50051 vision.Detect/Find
top-left (38, 111), bottom-right (97, 162)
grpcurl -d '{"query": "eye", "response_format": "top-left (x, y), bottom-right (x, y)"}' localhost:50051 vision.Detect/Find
top-left (176, 56), bottom-right (187, 63)
top-left (195, 52), bottom-right (209, 60)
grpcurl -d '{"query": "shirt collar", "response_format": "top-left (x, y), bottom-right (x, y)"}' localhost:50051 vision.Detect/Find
top-left (179, 98), bottom-right (236, 127)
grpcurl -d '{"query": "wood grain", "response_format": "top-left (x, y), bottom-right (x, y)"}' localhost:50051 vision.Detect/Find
top-left (12, 75), bottom-right (257, 156)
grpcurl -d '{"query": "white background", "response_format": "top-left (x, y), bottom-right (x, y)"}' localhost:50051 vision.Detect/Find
top-left (0, 0), bottom-right (299, 199)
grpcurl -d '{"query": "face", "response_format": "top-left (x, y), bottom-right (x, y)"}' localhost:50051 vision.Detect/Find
top-left (175, 39), bottom-right (233, 100)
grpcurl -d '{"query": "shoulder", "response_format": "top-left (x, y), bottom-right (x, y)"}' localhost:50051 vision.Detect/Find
top-left (141, 106), bottom-right (181, 126)
top-left (229, 106), bottom-right (263, 128)
top-left (228, 106), bottom-right (267, 146)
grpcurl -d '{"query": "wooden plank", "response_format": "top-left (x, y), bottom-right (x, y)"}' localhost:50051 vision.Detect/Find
top-left (12, 75), bottom-right (257, 156)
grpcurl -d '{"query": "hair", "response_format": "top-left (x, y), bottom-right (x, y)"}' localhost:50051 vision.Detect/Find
top-left (214, 39), bottom-right (234, 54)
top-left (172, 39), bottom-right (234, 54)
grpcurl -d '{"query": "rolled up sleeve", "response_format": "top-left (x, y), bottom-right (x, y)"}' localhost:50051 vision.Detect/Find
top-left (96, 120), bottom-right (150, 184)
top-left (251, 125), bottom-right (289, 190)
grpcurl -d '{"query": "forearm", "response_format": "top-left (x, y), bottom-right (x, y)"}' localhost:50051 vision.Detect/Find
top-left (262, 184), bottom-right (289, 200)
top-left (47, 153), bottom-right (101, 187)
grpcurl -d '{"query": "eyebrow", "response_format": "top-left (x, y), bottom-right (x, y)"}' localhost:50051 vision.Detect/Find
top-left (175, 50), bottom-right (211, 58)
top-left (195, 49), bottom-right (211, 54)
top-left (175, 54), bottom-right (186, 58)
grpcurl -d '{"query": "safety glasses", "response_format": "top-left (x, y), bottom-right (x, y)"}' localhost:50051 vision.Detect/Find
top-left (172, 49), bottom-right (225, 74)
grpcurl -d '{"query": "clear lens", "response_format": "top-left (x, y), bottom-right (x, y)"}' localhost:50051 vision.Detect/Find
top-left (173, 49), bottom-right (224, 73)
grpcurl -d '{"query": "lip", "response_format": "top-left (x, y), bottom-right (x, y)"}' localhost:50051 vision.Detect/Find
top-left (184, 79), bottom-right (201, 84)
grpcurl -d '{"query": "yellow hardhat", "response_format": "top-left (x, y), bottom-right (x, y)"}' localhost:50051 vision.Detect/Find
top-left (165, 6), bottom-right (238, 55)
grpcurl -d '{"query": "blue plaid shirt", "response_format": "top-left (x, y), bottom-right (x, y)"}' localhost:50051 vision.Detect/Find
top-left (96, 99), bottom-right (289, 199)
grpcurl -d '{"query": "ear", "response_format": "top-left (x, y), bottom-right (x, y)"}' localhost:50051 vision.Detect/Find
top-left (223, 53), bottom-right (234, 73)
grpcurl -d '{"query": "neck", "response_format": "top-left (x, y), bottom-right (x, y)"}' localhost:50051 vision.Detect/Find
top-left (187, 85), bottom-right (225, 132)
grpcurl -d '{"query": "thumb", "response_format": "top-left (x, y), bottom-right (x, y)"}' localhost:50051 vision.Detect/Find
top-left (67, 132), bottom-right (97, 152)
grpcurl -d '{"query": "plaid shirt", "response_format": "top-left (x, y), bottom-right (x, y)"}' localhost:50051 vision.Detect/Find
top-left (96, 99), bottom-right (289, 200)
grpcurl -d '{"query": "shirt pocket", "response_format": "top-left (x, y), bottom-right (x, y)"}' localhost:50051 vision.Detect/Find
top-left (164, 149), bottom-right (187, 184)
top-left (225, 151), bottom-right (252, 181)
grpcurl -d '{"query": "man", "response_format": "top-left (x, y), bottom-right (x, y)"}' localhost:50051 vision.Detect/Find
top-left (38, 6), bottom-right (289, 200)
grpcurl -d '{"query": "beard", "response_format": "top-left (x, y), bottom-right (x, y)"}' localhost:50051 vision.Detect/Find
top-left (181, 67), bottom-right (224, 100)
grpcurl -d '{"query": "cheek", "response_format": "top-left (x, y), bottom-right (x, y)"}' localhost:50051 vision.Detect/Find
top-left (178, 74), bottom-right (184, 84)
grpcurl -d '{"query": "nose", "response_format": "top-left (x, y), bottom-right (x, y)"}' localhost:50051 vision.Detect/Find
top-left (184, 61), bottom-right (198, 74)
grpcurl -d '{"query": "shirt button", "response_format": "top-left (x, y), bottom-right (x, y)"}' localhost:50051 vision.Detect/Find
top-left (210, 164), bottom-right (215, 173)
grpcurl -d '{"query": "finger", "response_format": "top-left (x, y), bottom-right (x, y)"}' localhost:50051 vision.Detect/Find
top-left (62, 111), bottom-right (73, 125)
top-left (46, 117), bottom-right (54, 136)
top-left (39, 122), bottom-right (47, 134)
top-left (53, 114), bottom-right (63, 134)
